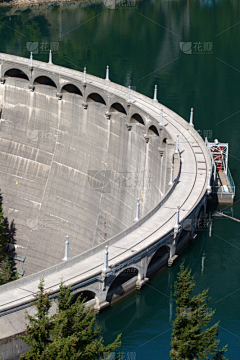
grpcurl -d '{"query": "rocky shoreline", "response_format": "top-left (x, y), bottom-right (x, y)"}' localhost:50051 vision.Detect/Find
top-left (0, 0), bottom-right (90, 7)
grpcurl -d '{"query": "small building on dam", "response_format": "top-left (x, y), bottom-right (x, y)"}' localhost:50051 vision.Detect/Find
top-left (0, 52), bottom-right (224, 358)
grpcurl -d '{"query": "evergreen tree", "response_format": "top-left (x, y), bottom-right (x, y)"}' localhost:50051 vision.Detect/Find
top-left (0, 204), bottom-right (7, 259)
top-left (0, 255), bottom-right (18, 285)
top-left (43, 282), bottom-right (121, 359)
top-left (0, 190), bottom-right (18, 282)
top-left (170, 263), bottom-right (228, 360)
top-left (20, 280), bottom-right (121, 360)
top-left (19, 279), bottom-right (53, 360)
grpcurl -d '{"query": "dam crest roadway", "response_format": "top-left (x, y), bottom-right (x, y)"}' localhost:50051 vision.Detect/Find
top-left (0, 53), bottom-right (211, 339)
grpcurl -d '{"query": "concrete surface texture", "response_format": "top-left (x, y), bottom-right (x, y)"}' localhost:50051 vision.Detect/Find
top-left (0, 54), bottom-right (172, 276)
top-left (0, 54), bottom-right (212, 347)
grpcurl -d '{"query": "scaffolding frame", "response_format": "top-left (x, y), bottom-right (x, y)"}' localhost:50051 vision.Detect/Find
top-left (205, 138), bottom-right (235, 197)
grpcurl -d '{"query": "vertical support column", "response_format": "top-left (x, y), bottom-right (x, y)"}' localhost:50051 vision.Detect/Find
top-left (163, 139), bottom-right (168, 194)
top-left (96, 246), bottom-right (112, 312)
top-left (168, 163), bottom-right (174, 186)
top-left (127, 85), bottom-right (131, 103)
top-left (153, 85), bottom-right (158, 102)
top-left (102, 245), bottom-right (110, 272)
top-left (48, 50), bottom-right (53, 64)
top-left (82, 67), bottom-right (88, 109)
top-left (28, 54), bottom-right (34, 91)
top-left (189, 107), bottom-right (194, 127)
top-left (105, 65), bottom-right (110, 81)
top-left (56, 74), bottom-right (62, 100)
top-left (134, 198), bottom-right (140, 222)
top-left (174, 205), bottom-right (181, 232)
top-left (174, 135), bottom-right (179, 154)
top-left (62, 235), bottom-right (70, 261)
top-left (159, 108), bottom-right (163, 126)
top-left (206, 167), bottom-right (212, 194)
top-left (225, 143), bottom-right (228, 175)
top-left (83, 67), bottom-right (87, 84)
top-left (168, 243), bottom-right (178, 266)
top-left (0, 59), bottom-right (5, 84)
top-left (29, 52), bottom-right (33, 67)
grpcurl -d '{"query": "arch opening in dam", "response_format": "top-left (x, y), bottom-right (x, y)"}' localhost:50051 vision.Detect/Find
top-left (33, 75), bottom-right (57, 88)
top-left (87, 92), bottom-right (106, 105)
top-left (146, 246), bottom-right (170, 278)
top-left (162, 138), bottom-right (167, 147)
top-left (147, 125), bottom-right (159, 137)
top-left (4, 68), bottom-right (29, 81)
top-left (61, 83), bottom-right (83, 97)
top-left (74, 290), bottom-right (96, 304)
top-left (130, 113), bottom-right (145, 125)
top-left (109, 102), bottom-right (127, 114)
top-left (106, 267), bottom-right (139, 303)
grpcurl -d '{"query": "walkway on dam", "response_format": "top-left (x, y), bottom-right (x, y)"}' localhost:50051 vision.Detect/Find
top-left (0, 55), bottom-right (210, 334)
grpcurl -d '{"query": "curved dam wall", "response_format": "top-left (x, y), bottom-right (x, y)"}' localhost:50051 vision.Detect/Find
top-left (0, 55), bottom-right (213, 360)
top-left (0, 68), bottom-right (172, 276)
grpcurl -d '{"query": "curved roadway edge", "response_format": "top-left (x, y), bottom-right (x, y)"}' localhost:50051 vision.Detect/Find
top-left (0, 53), bottom-right (211, 315)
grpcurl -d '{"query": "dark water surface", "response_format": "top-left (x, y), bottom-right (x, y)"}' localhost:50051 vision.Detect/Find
top-left (0, 0), bottom-right (240, 358)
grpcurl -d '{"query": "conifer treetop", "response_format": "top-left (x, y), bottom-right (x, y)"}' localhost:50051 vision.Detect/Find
top-left (170, 263), bottom-right (228, 360)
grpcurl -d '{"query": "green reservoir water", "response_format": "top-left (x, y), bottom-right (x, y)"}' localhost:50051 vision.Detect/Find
top-left (0, 0), bottom-right (240, 358)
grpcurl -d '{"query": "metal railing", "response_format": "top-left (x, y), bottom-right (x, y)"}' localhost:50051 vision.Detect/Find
top-left (205, 138), bottom-right (216, 181)
top-left (227, 167), bottom-right (235, 194)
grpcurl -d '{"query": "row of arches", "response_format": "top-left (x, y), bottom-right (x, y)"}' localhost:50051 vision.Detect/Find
top-left (74, 245), bottom-right (171, 307)
top-left (3, 68), bottom-right (161, 136)
top-left (59, 203), bottom-right (206, 308)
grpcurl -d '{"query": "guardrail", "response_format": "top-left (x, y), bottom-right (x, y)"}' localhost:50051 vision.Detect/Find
top-left (205, 138), bottom-right (216, 181)
top-left (227, 167), bottom-right (235, 194)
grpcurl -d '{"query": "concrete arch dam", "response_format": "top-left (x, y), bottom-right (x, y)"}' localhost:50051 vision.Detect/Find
top-left (0, 53), bottom-right (211, 344)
